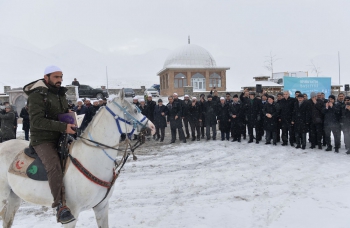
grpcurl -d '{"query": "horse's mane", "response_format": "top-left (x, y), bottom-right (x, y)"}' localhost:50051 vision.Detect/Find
top-left (82, 106), bottom-right (105, 136)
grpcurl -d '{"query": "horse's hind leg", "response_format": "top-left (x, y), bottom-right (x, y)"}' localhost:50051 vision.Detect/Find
top-left (2, 190), bottom-right (21, 228)
top-left (93, 201), bottom-right (109, 228)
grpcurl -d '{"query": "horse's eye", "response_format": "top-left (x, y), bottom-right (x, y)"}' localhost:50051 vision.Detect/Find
top-left (134, 109), bottom-right (137, 114)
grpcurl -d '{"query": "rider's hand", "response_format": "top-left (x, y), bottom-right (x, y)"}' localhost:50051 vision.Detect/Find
top-left (66, 124), bottom-right (76, 134)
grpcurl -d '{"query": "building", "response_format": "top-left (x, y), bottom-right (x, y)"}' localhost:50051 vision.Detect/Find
top-left (271, 71), bottom-right (309, 84)
top-left (241, 76), bottom-right (283, 94)
top-left (157, 43), bottom-right (230, 96)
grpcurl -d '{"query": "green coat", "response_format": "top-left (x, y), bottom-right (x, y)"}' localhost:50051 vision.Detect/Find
top-left (23, 79), bottom-right (68, 146)
top-left (0, 110), bottom-right (15, 140)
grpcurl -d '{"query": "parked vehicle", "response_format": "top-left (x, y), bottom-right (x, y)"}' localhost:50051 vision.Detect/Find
top-left (78, 85), bottom-right (109, 99)
top-left (152, 84), bottom-right (160, 93)
top-left (124, 88), bottom-right (136, 98)
top-left (144, 87), bottom-right (159, 97)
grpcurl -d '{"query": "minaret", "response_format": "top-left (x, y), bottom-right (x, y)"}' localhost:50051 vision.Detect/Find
top-left (188, 35), bottom-right (190, 44)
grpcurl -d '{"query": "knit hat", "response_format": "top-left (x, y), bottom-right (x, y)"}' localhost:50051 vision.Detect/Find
top-left (297, 94), bottom-right (304, 98)
top-left (207, 94), bottom-right (213, 98)
top-left (92, 100), bottom-right (99, 104)
top-left (200, 93), bottom-right (205, 98)
top-left (226, 92), bottom-right (231, 96)
top-left (44, 65), bottom-right (61, 75)
top-left (268, 95), bottom-right (274, 100)
top-left (328, 95), bottom-right (336, 100)
top-left (139, 99), bottom-right (145, 102)
top-left (310, 92), bottom-right (317, 98)
top-left (233, 94), bottom-right (238, 98)
top-left (220, 97), bottom-right (225, 100)
top-left (158, 99), bottom-right (163, 103)
top-left (277, 92), bottom-right (283, 96)
top-left (192, 97), bottom-right (197, 100)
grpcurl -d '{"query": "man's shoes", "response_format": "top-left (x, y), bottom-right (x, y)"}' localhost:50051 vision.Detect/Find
top-left (265, 142), bottom-right (271, 145)
top-left (256, 141), bottom-right (259, 144)
top-left (232, 138), bottom-right (237, 142)
top-left (290, 143), bottom-right (294, 147)
top-left (248, 139), bottom-right (253, 143)
top-left (201, 136), bottom-right (205, 139)
top-left (196, 138), bottom-right (200, 141)
top-left (221, 139), bottom-right (225, 141)
top-left (302, 146), bottom-right (306, 150)
top-left (57, 204), bottom-right (75, 224)
top-left (186, 135), bottom-right (190, 139)
top-left (182, 140), bottom-right (187, 143)
top-left (243, 135), bottom-right (246, 140)
top-left (282, 142), bottom-right (288, 146)
top-left (346, 150), bottom-right (350, 155)
top-left (318, 145), bottom-right (322, 150)
top-left (206, 138), bottom-right (210, 141)
top-left (334, 148), bottom-right (339, 153)
top-left (310, 145), bottom-right (315, 149)
top-left (192, 138), bottom-right (196, 141)
top-left (237, 139), bottom-right (241, 142)
top-left (170, 140), bottom-right (175, 144)
top-left (295, 145), bottom-right (301, 149)
top-left (273, 143), bottom-right (277, 146)
top-left (212, 137), bottom-right (216, 140)
top-left (160, 139), bottom-right (164, 142)
top-left (325, 146), bottom-right (332, 152)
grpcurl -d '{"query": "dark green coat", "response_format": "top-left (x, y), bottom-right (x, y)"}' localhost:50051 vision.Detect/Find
top-left (23, 79), bottom-right (68, 146)
top-left (0, 110), bottom-right (16, 140)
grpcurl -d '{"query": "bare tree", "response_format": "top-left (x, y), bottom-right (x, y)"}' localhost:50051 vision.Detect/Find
top-left (264, 51), bottom-right (280, 79)
top-left (309, 60), bottom-right (321, 77)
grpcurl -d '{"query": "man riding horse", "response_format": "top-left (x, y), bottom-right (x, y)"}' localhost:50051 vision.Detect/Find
top-left (23, 66), bottom-right (76, 224)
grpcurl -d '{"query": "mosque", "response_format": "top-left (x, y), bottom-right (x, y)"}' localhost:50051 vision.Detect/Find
top-left (157, 40), bottom-right (230, 96)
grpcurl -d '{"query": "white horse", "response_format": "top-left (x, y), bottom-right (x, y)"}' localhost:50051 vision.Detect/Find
top-left (0, 90), bottom-right (155, 228)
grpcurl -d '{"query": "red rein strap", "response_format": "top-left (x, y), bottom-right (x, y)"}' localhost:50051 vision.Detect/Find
top-left (68, 154), bottom-right (115, 188)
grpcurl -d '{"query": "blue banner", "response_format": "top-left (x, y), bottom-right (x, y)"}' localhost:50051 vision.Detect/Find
top-left (283, 77), bottom-right (332, 98)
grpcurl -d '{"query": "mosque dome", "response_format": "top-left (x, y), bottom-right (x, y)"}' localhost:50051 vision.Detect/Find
top-left (163, 44), bottom-right (217, 68)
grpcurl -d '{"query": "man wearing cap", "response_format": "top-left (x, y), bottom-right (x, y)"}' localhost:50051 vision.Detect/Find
top-left (292, 94), bottom-right (310, 149)
top-left (244, 92), bottom-right (262, 143)
top-left (74, 99), bottom-right (88, 115)
top-left (132, 97), bottom-right (140, 107)
top-left (71, 78), bottom-right (80, 87)
top-left (153, 99), bottom-right (168, 142)
top-left (20, 102), bottom-right (30, 141)
top-left (84, 98), bottom-right (91, 108)
top-left (182, 95), bottom-right (191, 139)
top-left (203, 94), bottom-right (218, 140)
top-left (199, 94), bottom-right (206, 139)
top-left (0, 105), bottom-right (16, 142)
top-left (229, 94), bottom-right (243, 142)
top-left (23, 65), bottom-right (75, 224)
top-left (139, 99), bottom-right (148, 116)
top-left (341, 97), bottom-right (350, 154)
top-left (308, 92), bottom-right (324, 149)
top-left (3, 101), bottom-right (19, 138)
top-left (323, 95), bottom-right (341, 152)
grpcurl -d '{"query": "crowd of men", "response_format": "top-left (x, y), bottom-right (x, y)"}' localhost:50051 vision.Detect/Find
top-left (132, 89), bottom-right (350, 154)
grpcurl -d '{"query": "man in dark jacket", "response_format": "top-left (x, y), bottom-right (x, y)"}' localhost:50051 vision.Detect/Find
top-left (4, 101), bottom-right (18, 138)
top-left (292, 94), bottom-right (311, 149)
top-left (182, 95), bottom-right (192, 139)
top-left (308, 92), bottom-right (324, 149)
top-left (210, 88), bottom-right (220, 103)
top-left (244, 92), bottom-right (262, 143)
top-left (71, 78), bottom-right (80, 87)
top-left (323, 95), bottom-right (341, 152)
top-left (20, 103), bottom-right (30, 141)
top-left (188, 97), bottom-right (202, 141)
top-left (263, 96), bottom-right (279, 145)
top-left (80, 100), bottom-right (101, 131)
top-left (342, 100), bottom-right (350, 154)
top-left (217, 97), bottom-right (231, 141)
top-left (23, 66), bottom-right (75, 224)
top-left (167, 96), bottom-right (186, 143)
top-left (229, 94), bottom-right (243, 142)
top-left (146, 95), bottom-right (156, 123)
top-left (73, 99), bottom-right (88, 115)
top-left (153, 99), bottom-right (168, 142)
top-left (279, 91), bottom-right (296, 146)
top-left (203, 94), bottom-right (218, 140)
top-left (199, 94), bottom-right (206, 139)
top-left (0, 105), bottom-right (16, 142)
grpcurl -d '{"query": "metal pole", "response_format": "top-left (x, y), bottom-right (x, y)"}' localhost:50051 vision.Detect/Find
top-left (106, 66), bottom-right (109, 94)
top-left (338, 51), bottom-right (341, 85)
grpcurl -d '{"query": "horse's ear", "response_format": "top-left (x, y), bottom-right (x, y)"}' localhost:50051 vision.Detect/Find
top-left (119, 88), bottom-right (125, 101)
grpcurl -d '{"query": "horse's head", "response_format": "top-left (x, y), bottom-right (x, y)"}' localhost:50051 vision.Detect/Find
top-left (107, 89), bottom-right (156, 137)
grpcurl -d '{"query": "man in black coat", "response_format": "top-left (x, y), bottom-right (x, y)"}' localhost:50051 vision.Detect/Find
top-left (146, 95), bottom-right (156, 123)
top-left (244, 92), bottom-right (262, 143)
top-left (153, 99), bottom-right (168, 142)
top-left (275, 92), bottom-right (283, 143)
top-left (279, 91), bottom-right (296, 146)
top-left (342, 100), bottom-right (350, 154)
top-left (229, 94), bottom-right (243, 142)
top-left (263, 95), bottom-right (279, 145)
top-left (240, 89), bottom-right (250, 139)
top-left (182, 95), bottom-right (191, 139)
top-left (20, 102), bottom-right (30, 141)
top-left (323, 95), bottom-right (341, 152)
top-left (72, 78), bottom-right (80, 87)
top-left (292, 94), bottom-right (311, 149)
top-left (167, 96), bottom-right (186, 143)
top-left (203, 94), bottom-right (218, 140)
top-left (210, 88), bottom-right (220, 103)
top-left (199, 94), bottom-right (206, 139)
top-left (308, 92), bottom-right (324, 149)
top-left (80, 100), bottom-right (100, 132)
top-left (217, 97), bottom-right (231, 141)
top-left (188, 97), bottom-right (202, 141)
top-left (74, 99), bottom-right (88, 115)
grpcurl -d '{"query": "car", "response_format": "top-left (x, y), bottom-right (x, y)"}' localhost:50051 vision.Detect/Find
top-left (78, 84), bottom-right (109, 99)
top-left (144, 87), bottom-right (159, 97)
top-left (124, 88), bottom-right (136, 97)
top-left (152, 84), bottom-right (160, 93)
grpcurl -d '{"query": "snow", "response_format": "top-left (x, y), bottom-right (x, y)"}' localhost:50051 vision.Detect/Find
top-left (3, 135), bottom-right (350, 228)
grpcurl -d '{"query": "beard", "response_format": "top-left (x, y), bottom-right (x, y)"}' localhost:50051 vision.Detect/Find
top-left (48, 78), bottom-right (61, 88)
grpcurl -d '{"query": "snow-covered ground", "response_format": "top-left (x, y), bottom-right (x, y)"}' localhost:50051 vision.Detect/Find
top-left (2, 130), bottom-right (350, 228)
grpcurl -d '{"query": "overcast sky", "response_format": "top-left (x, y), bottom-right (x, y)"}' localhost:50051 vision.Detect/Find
top-left (0, 0), bottom-right (349, 89)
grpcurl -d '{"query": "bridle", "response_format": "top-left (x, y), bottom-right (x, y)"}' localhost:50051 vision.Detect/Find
top-left (71, 97), bottom-right (151, 207)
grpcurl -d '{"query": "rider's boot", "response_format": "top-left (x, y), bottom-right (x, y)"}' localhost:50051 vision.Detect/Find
top-left (56, 203), bottom-right (75, 224)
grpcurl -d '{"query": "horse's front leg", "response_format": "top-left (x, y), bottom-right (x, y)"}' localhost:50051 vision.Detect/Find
top-left (93, 201), bottom-right (109, 228)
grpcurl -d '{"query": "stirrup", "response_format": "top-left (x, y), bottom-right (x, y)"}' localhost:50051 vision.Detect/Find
top-left (56, 204), bottom-right (75, 224)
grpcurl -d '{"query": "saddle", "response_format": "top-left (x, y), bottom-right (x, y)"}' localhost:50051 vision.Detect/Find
top-left (8, 135), bottom-right (73, 181)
